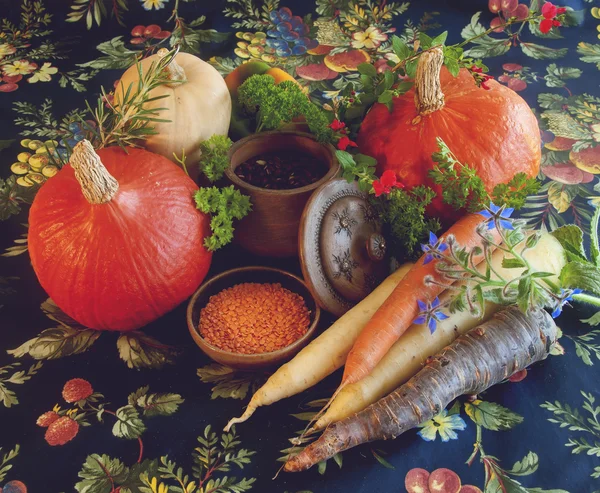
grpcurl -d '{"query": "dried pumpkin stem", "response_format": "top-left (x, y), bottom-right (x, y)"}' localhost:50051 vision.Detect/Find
top-left (157, 48), bottom-right (187, 87)
top-left (414, 46), bottom-right (445, 115)
top-left (71, 140), bottom-right (119, 204)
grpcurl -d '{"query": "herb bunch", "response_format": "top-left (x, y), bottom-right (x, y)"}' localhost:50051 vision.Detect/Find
top-left (337, 137), bottom-right (538, 259)
top-left (430, 138), bottom-right (540, 212)
top-left (237, 75), bottom-right (333, 143)
top-left (195, 187), bottom-right (251, 252)
top-left (427, 205), bottom-right (600, 322)
top-left (198, 134), bottom-right (233, 183)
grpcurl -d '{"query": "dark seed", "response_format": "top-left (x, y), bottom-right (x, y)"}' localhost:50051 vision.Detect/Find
top-left (235, 151), bottom-right (327, 190)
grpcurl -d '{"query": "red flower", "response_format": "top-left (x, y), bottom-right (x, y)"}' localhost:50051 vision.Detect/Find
top-left (62, 378), bottom-right (93, 403)
top-left (36, 411), bottom-right (60, 428)
top-left (539, 18), bottom-right (554, 33)
top-left (539, 2), bottom-right (565, 33)
top-left (44, 416), bottom-right (79, 446)
top-left (542, 2), bottom-right (558, 19)
top-left (329, 119), bottom-right (346, 131)
top-left (337, 136), bottom-right (357, 151)
top-left (373, 170), bottom-right (403, 197)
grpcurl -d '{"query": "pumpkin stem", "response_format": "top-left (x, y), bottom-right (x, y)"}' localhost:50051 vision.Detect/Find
top-left (71, 140), bottom-right (119, 204)
top-left (414, 46), bottom-right (445, 115)
top-left (157, 48), bottom-right (187, 87)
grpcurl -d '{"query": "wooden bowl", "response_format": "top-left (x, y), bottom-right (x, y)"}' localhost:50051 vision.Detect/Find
top-left (187, 266), bottom-right (321, 370)
top-left (226, 131), bottom-right (339, 257)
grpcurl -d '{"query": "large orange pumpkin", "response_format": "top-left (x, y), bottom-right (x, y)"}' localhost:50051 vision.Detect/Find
top-left (28, 140), bottom-right (212, 331)
top-left (357, 47), bottom-right (541, 221)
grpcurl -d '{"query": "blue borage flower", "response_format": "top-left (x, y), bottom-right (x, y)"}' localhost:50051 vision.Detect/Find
top-left (417, 409), bottom-right (467, 442)
top-left (421, 231), bottom-right (448, 265)
top-left (477, 202), bottom-right (514, 230)
top-left (414, 297), bottom-right (449, 334)
top-left (551, 288), bottom-right (583, 318)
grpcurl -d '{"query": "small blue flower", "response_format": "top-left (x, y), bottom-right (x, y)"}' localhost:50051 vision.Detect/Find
top-left (417, 409), bottom-right (467, 442)
top-left (551, 288), bottom-right (583, 318)
top-left (421, 231), bottom-right (448, 265)
top-left (478, 202), bottom-right (514, 231)
top-left (413, 297), bottom-right (449, 334)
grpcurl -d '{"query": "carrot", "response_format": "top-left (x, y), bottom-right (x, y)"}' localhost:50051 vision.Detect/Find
top-left (311, 233), bottom-right (566, 431)
top-left (223, 263), bottom-right (414, 432)
top-left (341, 213), bottom-right (501, 388)
top-left (284, 306), bottom-right (558, 472)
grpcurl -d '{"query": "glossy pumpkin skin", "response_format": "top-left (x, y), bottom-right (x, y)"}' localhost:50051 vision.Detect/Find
top-left (28, 147), bottom-right (212, 331)
top-left (357, 66), bottom-right (541, 221)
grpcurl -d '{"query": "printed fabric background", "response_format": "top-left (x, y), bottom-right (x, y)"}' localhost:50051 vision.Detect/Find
top-left (1, 0), bottom-right (600, 492)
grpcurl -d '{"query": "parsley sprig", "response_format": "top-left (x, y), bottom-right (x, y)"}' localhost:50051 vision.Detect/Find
top-left (429, 138), bottom-right (540, 213)
top-left (237, 75), bottom-right (333, 143)
top-left (198, 134), bottom-right (233, 183)
top-left (194, 186), bottom-right (251, 252)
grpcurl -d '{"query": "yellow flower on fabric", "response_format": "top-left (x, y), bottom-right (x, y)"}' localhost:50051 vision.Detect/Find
top-left (3, 59), bottom-right (37, 76)
top-left (28, 62), bottom-right (58, 83)
top-left (351, 26), bottom-right (388, 49)
top-left (0, 43), bottom-right (17, 59)
top-left (417, 409), bottom-right (466, 442)
top-left (140, 0), bottom-right (167, 11)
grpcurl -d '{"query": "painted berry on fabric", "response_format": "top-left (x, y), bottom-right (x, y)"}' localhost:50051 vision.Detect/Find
top-left (36, 411), bottom-right (60, 428)
top-left (44, 417), bottom-right (79, 446)
top-left (1, 481), bottom-right (28, 493)
top-left (62, 379), bottom-right (93, 403)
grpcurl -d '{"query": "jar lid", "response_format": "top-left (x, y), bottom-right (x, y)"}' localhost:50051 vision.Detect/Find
top-left (299, 178), bottom-right (388, 316)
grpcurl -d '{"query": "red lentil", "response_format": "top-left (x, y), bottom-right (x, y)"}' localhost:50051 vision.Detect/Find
top-left (199, 282), bottom-right (311, 354)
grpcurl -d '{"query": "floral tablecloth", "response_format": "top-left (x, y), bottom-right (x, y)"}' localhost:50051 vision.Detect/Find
top-left (1, 0), bottom-right (600, 492)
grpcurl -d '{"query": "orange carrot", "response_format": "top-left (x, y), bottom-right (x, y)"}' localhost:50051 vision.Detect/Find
top-left (284, 307), bottom-right (558, 472)
top-left (341, 212), bottom-right (501, 387)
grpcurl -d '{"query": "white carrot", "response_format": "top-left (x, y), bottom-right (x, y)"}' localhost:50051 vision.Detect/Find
top-left (312, 232), bottom-right (566, 431)
top-left (224, 263), bottom-right (414, 431)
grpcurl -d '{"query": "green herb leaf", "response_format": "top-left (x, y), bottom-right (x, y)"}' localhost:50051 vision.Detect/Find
top-left (431, 31), bottom-right (448, 46)
top-left (590, 207), bottom-right (600, 267)
top-left (419, 32), bottom-right (434, 50)
top-left (502, 257), bottom-right (526, 269)
top-left (383, 70), bottom-right (395, 90)
top-left (444, 57), bottom-right (460, 77)
top-left (371, 449), bottom-right (395, 470)
top-left (464, 400), bottom-right (524, 431)
top-left (551, 225), bottom-right (586, 263)
top-left (405, 58), bottom-right (419, 78)
top-left (378, 90), bottom-right (394, 105)
top-left (392, 35), bottom-right (411, 60)
top-left (560, 261), bottom-right (600, 295)
top-left (0, 140), bottom-right (14, 152)
top-left (357, 62), bottom-right (377, 78)
top-left (581, 312), bottom-right (600, 326)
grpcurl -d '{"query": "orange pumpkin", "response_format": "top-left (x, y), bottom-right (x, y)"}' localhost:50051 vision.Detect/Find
top-left (357, 47), bottom-right (541, 221)
top-left (28, 140), bottom-right (212, 331)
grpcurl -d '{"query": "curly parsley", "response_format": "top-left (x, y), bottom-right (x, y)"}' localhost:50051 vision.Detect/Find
top-left (198, 135), bottom-right (233, 183)
top-left (194, 186), bottom-right (252, 252)
top-left (237, 75), bottom-right (333, 143)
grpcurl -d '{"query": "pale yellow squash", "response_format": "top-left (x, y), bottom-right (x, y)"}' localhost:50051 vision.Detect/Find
top-left (116, 49), bottom-right (231, 179)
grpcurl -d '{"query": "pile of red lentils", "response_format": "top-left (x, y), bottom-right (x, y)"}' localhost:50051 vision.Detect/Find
top-left (199, 282), bottom-right (311, 354)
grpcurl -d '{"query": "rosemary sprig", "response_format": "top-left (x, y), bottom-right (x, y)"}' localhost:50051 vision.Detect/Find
top-left (425, 205), bottom-right (563, 318)
top-left (81, 49), bottom-right (181, 151)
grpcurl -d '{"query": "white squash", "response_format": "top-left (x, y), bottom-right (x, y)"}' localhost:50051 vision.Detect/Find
top-left (116, 49), bottom-right (231, 179)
